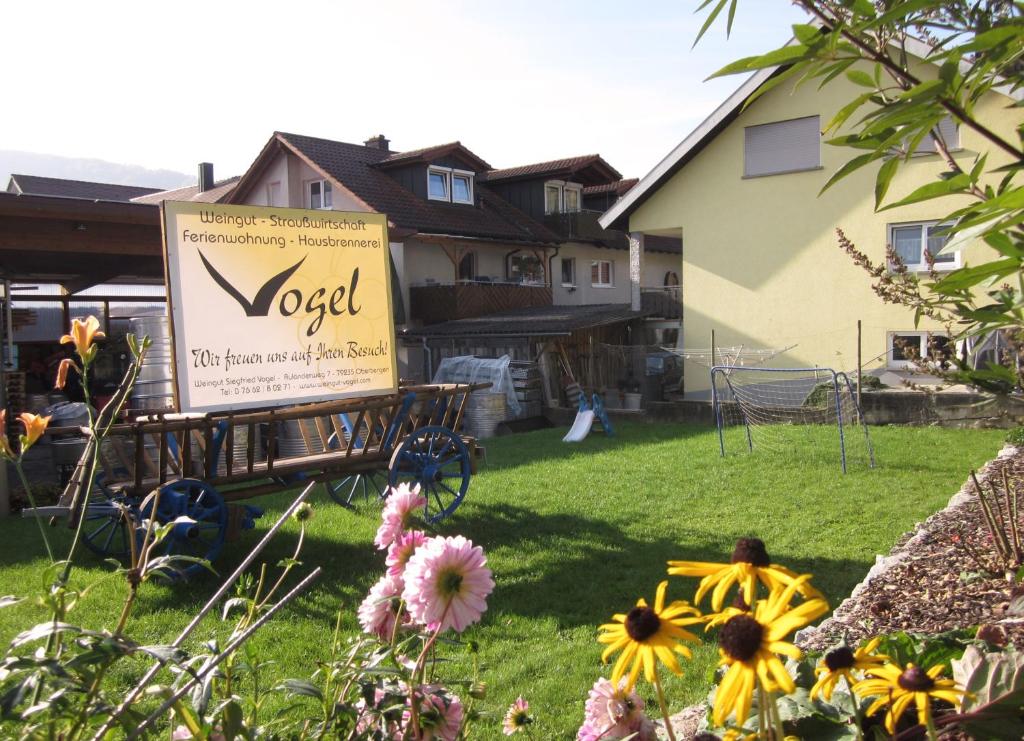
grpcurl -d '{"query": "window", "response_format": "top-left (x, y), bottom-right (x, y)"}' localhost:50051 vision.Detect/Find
top-left (427, 166), bottom-right (474, 204)
top-left (664, 271), bottom-right (679, 287)
top-left (308, 180), bottom-right (333, 209)
top-left (912, 117), bottom-right (960, 155)
top-left (544, 180), bottom-right (582, 214)
top-left (561, 257), bottom-right (576, 286)
top-left (427, 167), bottom-right (450, 201)
top-left (744, 115), bottom-right (821, 177)
top-left (889, 221), bottom-right (960, 272)
top-left (887, 331), bottom-right (953, 369)
top-left (458, 251), bottom-right (476, 281)
top-left (591, 260), bottom-right (613, 288)
top-left (508, 254), bottom-right (545, 284)
top-left (266, 181), bottom-right (281, 207)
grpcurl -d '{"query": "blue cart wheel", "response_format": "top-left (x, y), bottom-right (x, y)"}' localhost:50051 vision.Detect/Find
top-left (388, 425), bottom-right (471, 523)
top-left (81, 471), bottom-right (133, 560)
top-left (325, 471), bottom-right (388, 508)
top-left (139, 479), bottom-right (228, 579)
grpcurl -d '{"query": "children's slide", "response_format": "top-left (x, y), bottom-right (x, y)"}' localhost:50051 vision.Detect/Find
top-left (562, 408), bottom-right (596, 442)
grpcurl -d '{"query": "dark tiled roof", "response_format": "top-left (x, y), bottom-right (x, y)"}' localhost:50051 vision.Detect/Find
top-left (405, 303), bottom-right (650, 338)
top-left (8, 174), bottom-right (162, 202)
top-left (646, 235), bottom-right (682, 255)
top-left (274, 132), bottom-right (557, 245)
top-left (131, 177), bottom-right (239, 204)
top-left (583, 178), bottom-right (638, 196)
top-left (485, 155), bottom-right (622, 185)
top-left (376, 142), bottom-right (491, 171)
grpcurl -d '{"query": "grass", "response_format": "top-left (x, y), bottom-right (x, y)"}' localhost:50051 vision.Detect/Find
top-left (0, 422), bottom-right (1005, 738)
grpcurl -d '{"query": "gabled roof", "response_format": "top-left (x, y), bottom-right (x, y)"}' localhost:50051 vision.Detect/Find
top-left (583, 178), bottom-right (638, 196)
top-left (228, 132), bottom-right (558, 246)
top-left (6, 174), bottom-right (162, 202)
top-left (375, 141), bottom-right (491, 171)
top-left (404, 303), bottom-right (649, 338)
top-left (131, 177), bottom-right (239, 204)
top-left (485, 155), bottom-right (622, 186)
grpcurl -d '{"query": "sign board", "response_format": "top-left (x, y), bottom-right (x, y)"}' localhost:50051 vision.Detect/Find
top-left (161, 201), bottom-right (397, 412)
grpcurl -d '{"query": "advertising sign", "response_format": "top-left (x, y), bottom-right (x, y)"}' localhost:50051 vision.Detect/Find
top-left (161, 201), bottom-right (397, 412)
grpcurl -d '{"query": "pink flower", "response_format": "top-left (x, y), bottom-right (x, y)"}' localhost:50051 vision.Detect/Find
top-left (503, 696), bottom-right (532, 735)
top-left (577, 677), bottom-right (656, 741)
top-left (374, 483), bottom-right (427, 549)
top-left (401, 687), bottom-right (463, 741)
top-left (387, 530), bottom-right (427, 582)
top-left (402, 535), bottom-right (494, 633)
top-left (358, 573), bottom-right (407, 641)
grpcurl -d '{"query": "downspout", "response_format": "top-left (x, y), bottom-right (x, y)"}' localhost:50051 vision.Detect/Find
top-left (546, 245), bottom-right (560, 293)
top-left (422, 336), bottom-right (433, 381)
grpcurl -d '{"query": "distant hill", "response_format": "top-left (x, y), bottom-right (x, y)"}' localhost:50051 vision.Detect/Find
top-left (0, 150), bottom-right (193, 190)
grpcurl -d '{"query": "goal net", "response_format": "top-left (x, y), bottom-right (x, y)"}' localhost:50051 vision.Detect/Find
top-left (711, 366), bottom-right (875, 473)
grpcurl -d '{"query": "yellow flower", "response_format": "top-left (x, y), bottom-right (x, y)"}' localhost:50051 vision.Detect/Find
top-left (0, 410), bottom-right (14, 459)
top-left (18, 413), bottom-right (51, 453)
top-left (712, 578), bottom-right (829, 728)
top-left (61, 315), bottom-right (105, 362)
top-left (810, 637), bottom-right (888, 702)
top-left (598, 580), bottom-right (703, 691)
top-left (54, 358), bottom-right (76, 390)
top-left (854, 662), bottom-right (966, 734)
top-left (668, 538), bottom-right (823, 611)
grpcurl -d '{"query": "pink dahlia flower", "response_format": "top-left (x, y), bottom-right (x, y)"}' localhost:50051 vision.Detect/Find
top-left (401, 687), bottom-right (463, 741)
top-left (578, 677), bottom-right (656, 741)
top-left (387, 529), bottom-right (427, 583)
top-left (374, 483), bottom-right (427, 549)
top-left (402, 535), bottom-right (494, 633)
top-left (358, 573), bottom-right (407, 641)
top-left (502, 696), bottom-right (532, 735)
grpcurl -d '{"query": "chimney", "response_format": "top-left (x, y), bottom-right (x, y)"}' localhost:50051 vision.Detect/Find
top-left (198, 162), bottom-right (215, 192)
top-left (363, 134), bottom-right (391, 151)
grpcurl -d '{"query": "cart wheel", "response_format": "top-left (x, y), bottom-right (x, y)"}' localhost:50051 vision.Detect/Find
top-left (388, 425), bottom-right (471, 523)
top-left (81, 472), bottom-right (133, 560)
top-left (139, 479), bottom-right (228, 579)
top-left (325, 471), bottom-right (388, 508)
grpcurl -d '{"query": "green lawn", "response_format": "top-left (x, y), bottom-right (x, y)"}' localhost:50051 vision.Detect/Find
top-left (0, 422), bottom-right (1005, 738)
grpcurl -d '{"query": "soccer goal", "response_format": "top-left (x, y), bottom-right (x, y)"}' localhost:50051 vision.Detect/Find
top-left (710, 366), bottom-right (875, 473)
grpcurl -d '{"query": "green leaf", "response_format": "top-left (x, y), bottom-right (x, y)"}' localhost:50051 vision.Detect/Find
top-left (694, 0), bottom-right (729, 47)
top-left (710, 45), bottom-right (810, 78)
top-left (898, 79), bottom-right (945, 100)
top-left (951, 644), bottom-right (1024, 737)
top-left (277, 678), bottom-right (324, 700)
top-left (958, 26), bottom-right (1023, 54)
top-left (874, 156), bottom-right (899, 208)
top-left (846, 69), bottom-right (876, 88)
top-left (932, 258), bottom-right (1021, 293)
top-left (819, 152), bottom-right (878, 194)
top-left (879, 173), bottom-right (972, 210)
top-left (851, 0), bottom-right (875, 18)
top-left (865, 0), bottom-right (935, 32)
top-left (792, 23), bottom-right (822, 45)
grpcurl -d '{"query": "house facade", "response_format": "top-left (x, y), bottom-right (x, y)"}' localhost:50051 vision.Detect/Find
top-left (602, 48), bottom-right (1022, 398)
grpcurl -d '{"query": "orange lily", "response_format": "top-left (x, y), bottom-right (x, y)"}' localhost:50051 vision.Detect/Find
top-left (0, 410), bottom-right (13, 459)
top-left (61, 315), bottom-right (105, 362)
top-left (55, 358), bottom-right (76, 390)
top-left (18, 412), bottom-right (51, 453)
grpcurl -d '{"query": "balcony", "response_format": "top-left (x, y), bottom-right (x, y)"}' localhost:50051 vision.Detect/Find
top-left (641, 286), bottom-right (681, 319)
top-left (542, 209), bottom-right (628, 248)
top-left (410, 281), bottom-right (553, 325)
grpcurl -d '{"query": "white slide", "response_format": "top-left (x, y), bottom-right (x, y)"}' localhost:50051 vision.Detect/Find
top-left (562, 410), bottom-right (595, 442)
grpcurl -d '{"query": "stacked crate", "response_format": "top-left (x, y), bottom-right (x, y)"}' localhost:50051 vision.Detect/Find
top-left (4, 372), bottom-right (25, 449)
top-left (509, 360), bottom-right (543, 419)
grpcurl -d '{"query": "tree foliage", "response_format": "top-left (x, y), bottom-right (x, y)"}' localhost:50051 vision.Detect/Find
top-left (698, 0), bottom-right (1024, 389)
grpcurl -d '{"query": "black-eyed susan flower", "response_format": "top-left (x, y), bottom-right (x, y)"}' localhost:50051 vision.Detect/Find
top-left (810, 637), bottom-right (888, 701)
top-left (853, 662), bottom-right (966, 734)
top-left (712, 577), bottom-right (829, 727)
top-left (668, 538), bottom-right (823, 611)
top-left (598, 580), bottom-right (703, 691)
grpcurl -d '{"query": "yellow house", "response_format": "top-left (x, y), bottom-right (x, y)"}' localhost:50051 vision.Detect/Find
top-left (601, 38), bottom-right (1022, 399)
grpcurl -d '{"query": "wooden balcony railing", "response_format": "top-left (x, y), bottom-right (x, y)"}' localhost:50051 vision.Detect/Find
top-left (542, 210), bottom-right (629, 248)
top-left (410, 281), bottom-right (553, 325)
top-left (641, 286), bottom-right (681, 319)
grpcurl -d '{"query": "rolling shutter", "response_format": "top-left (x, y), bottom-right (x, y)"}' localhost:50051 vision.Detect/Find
top-left (744, 115), bottom-right (821, 177)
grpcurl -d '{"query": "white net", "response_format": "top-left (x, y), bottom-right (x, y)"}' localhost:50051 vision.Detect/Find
top-left (711, 366), bottom-right (875, 472)
top-left (432, 355), bottom-right (521, 416)
top-left (663, 344), bottom-right (797, 368)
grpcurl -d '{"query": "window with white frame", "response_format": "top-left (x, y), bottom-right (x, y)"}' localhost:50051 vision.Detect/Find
top-left (307, 180), bottom-right (333, 209)
top-left (889, 221), bottom-right (960, 272)
top-left (887, 331), bottom-right (953, 369)
top-left (427, 166), bottom-right (474, 204)
top-left (561, 257), bottom-right (576, 286)
top-left (591, 259), bottom-right (613, 287)
top-left (266, 181), bottom-right (281, 207)
top-left (744, 115), bottom-right (821, 177)
top-left (544, 180), bottom-right (582, 214)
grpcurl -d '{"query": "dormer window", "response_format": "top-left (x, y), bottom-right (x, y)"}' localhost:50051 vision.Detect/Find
top-left (544, 180), bottom-right (582, 214)
top-left (427, 166), bottom-right (474, 204)
top-left (307, 180), bottom-right (333, 209)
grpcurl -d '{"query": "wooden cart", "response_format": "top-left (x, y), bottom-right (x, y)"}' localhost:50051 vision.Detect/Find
top-left (42, 383), bottom-right (487, 577)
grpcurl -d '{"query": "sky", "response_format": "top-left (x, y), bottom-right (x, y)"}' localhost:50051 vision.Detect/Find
top-left (3, 0), bottom-right (809, 184)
